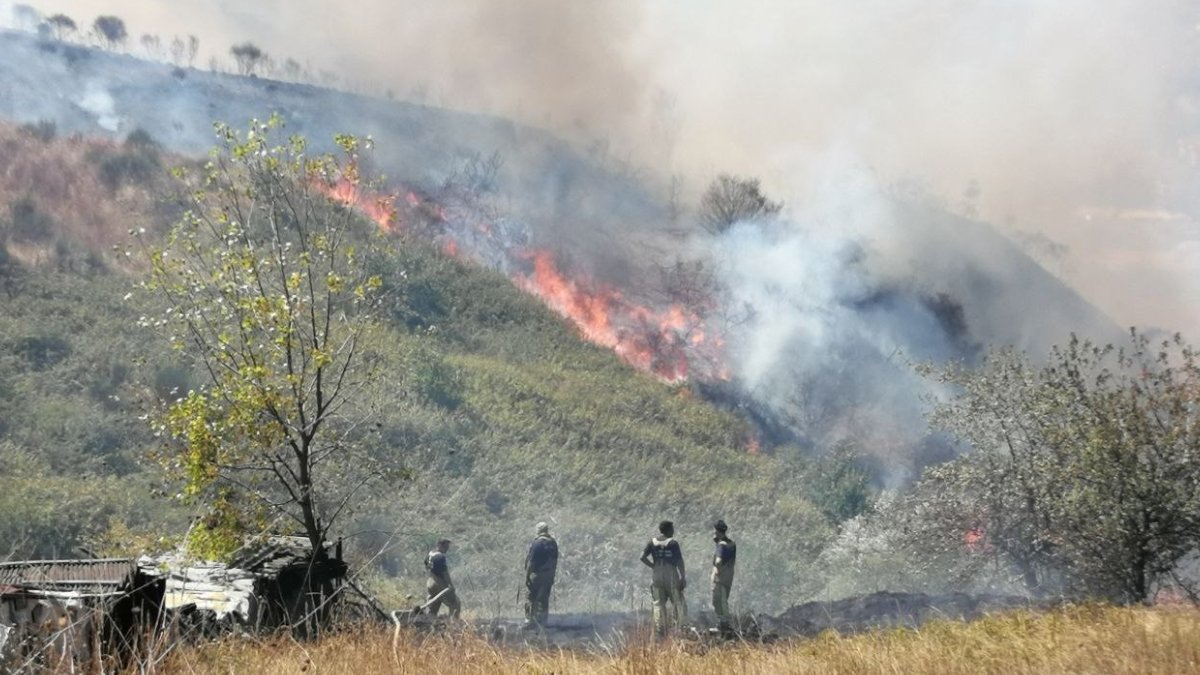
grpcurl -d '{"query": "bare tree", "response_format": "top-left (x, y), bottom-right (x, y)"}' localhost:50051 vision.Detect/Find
top-left (282, 57), bottom-right (303, 81)
top-left (169, 36), bottom-right (186, 65)
top-left (140, 33), bottom-right (161, 58)
top-left (187, 35), bottom-right (200, 67)
top-left (698, 174), bottom-right (782, 234)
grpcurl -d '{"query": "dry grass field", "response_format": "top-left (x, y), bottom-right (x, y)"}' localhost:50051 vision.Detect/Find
top-left (150, 604), bottom-right (1200, 675)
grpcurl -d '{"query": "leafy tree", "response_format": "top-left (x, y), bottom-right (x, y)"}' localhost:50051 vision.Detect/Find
top-left (92, 15), bottom-right (127, 49)
top-left (917, 330), bottom-right (1200, 601)
top-left (45, 14), bottom-right (77, 40)
top-left (698, 173), bottom-right (782, 234)
top-left (230, 42), bottom-right (267, 76)
top-left (134, 115), bottom-right (398, 558)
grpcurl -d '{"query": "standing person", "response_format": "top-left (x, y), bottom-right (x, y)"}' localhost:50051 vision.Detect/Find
top-left (710, 519), bottom-right (737, 635)
top-left (639, 520), bottom-right (688, 636)
top-left (424, 538), bottom-right (461, 618)
top-left (524, 521), bottom-right (559, 628)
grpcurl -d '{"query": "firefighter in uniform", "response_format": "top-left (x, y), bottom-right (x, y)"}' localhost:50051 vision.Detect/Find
top-left (424, 538), bottom-right (461, 618)
top-left (524, 521), bottom-right (559, 627)
top-left (639, 520), bottom-right (688, 636)
top-left (710, 519), bottom-right (736, 635)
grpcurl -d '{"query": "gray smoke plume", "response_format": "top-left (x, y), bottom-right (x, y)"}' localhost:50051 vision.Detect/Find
top-left (17, 0), bottom-right (1198, 335)
top-left (705, 152), bottom-right (1120, 478)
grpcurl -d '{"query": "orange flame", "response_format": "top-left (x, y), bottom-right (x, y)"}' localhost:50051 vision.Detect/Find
top-left (321, 177), bottom-right (398, 231)
top-left (745, 433), bottom-right (761, 455)
top-left (319, 177), bottom-right (728, 383)
top-left (513, 249), bottom-right (704, 382)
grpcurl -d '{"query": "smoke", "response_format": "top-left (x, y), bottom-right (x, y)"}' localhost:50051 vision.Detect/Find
top-left (14, 0), bottom-right (1198, 335)
top-left (706, 149), bottom-right (1130, 477)
top-left (644, 1), bottom-right (1200, 337)
top-left (23, 0), bottom-right (649, 138)
top-left (6, 0), bottom-right (1182, 463)
top-left (78, 82), bottom-right (118, 131)
top-left (706, 157), bottom-right (954, 479)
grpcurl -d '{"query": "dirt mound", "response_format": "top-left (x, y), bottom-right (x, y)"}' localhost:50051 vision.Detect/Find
top-left (765, 590), bottom-right (1040, 637)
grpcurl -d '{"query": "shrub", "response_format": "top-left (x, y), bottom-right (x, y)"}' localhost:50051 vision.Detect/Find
top-left (18, 119), bottom-right (57, 142)
top-left (94, 149), bottom-right (162, 192)
top-left (15, 334), bottom-right (72, 370)
top-left (4, 196), bottom-right (55, 243)
top-left (123, 127), bottom-right (160, 152)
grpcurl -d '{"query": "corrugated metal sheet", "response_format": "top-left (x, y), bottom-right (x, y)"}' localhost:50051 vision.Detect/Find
top-left (0, 559), bottom-right (136, 593)
top-left (229, 535), bottom-right (314, 575)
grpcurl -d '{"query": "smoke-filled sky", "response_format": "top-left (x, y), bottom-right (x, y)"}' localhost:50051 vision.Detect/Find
top-left (8, 0), bottom-right (1200, 337)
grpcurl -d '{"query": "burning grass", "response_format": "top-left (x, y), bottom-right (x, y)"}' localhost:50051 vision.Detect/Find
top-left (149, 604), bottom-right (1200, 674)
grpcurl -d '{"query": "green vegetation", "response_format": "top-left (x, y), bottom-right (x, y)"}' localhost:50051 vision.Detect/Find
top-left (137, 117), bottom-right (394, 558)
top-left (7, 116), bottom-right (1193, 623)
top-left (0, 120), bottom-right (841, 614)
top-left (915, 332), bottom-right (1200, 601)
top-left (816, 332), bottom-right (1200, 603)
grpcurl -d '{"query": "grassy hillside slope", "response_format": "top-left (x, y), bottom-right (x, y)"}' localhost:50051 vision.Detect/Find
top-left (0, 122), bottom-right (846, 613)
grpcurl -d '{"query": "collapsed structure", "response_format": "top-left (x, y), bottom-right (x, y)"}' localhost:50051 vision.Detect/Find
top-left (0, 536), bottom-right (358, 670)
top-left (0, 558), bottom-right (160, 670)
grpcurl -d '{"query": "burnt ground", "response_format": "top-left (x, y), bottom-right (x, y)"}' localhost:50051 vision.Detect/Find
top-left (401, 591), bottom-right (1043, 650)
top-left (760, 591), bottom-right (1043, 637)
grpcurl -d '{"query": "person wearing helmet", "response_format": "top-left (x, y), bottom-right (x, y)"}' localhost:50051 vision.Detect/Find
top-left (639, 520), bottom-right (688, 636)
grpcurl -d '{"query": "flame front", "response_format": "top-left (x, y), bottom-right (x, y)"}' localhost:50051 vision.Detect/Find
top-left (514, 250), bottom-right (701, 382)
top-left (322, 176), bottom-right (398, 231)
top-left (318, 178), bottom-right (726, 384)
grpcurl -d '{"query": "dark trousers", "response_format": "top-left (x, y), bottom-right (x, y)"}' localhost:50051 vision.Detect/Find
top-left (525, 573), bottom-right (554, 625)
top-left (426, 578), bottom-right (460, 618)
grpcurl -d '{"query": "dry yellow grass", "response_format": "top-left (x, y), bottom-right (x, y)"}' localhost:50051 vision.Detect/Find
top-left (149, 604), bottom-right (1200, 675)
top-left (0, 121), bottom-right (167, 263)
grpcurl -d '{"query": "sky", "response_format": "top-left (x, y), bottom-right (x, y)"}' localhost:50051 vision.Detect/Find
top-left (8, 0), bottom-right (1200, 337)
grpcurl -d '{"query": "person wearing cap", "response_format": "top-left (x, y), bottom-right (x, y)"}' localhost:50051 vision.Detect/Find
top-left (710, 519), bottom-right (737, 634)
top-left (639, 520), bottom-right (688, 636)
top-left (424, 538), bottom-right (461, 618)
top-left (524, 521), bottom-right (559, 627)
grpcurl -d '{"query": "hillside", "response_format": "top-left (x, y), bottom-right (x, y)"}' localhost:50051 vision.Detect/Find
top-left (0, 27), bottom-right (1122, 480)
top-left (0, 121), bottom-right (850, 614)
top-left (0, 25), bottom-right (1130, 614)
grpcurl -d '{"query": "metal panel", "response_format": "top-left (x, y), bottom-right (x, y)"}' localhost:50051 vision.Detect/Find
top-left (0, 559), bottom-right (136, 593)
